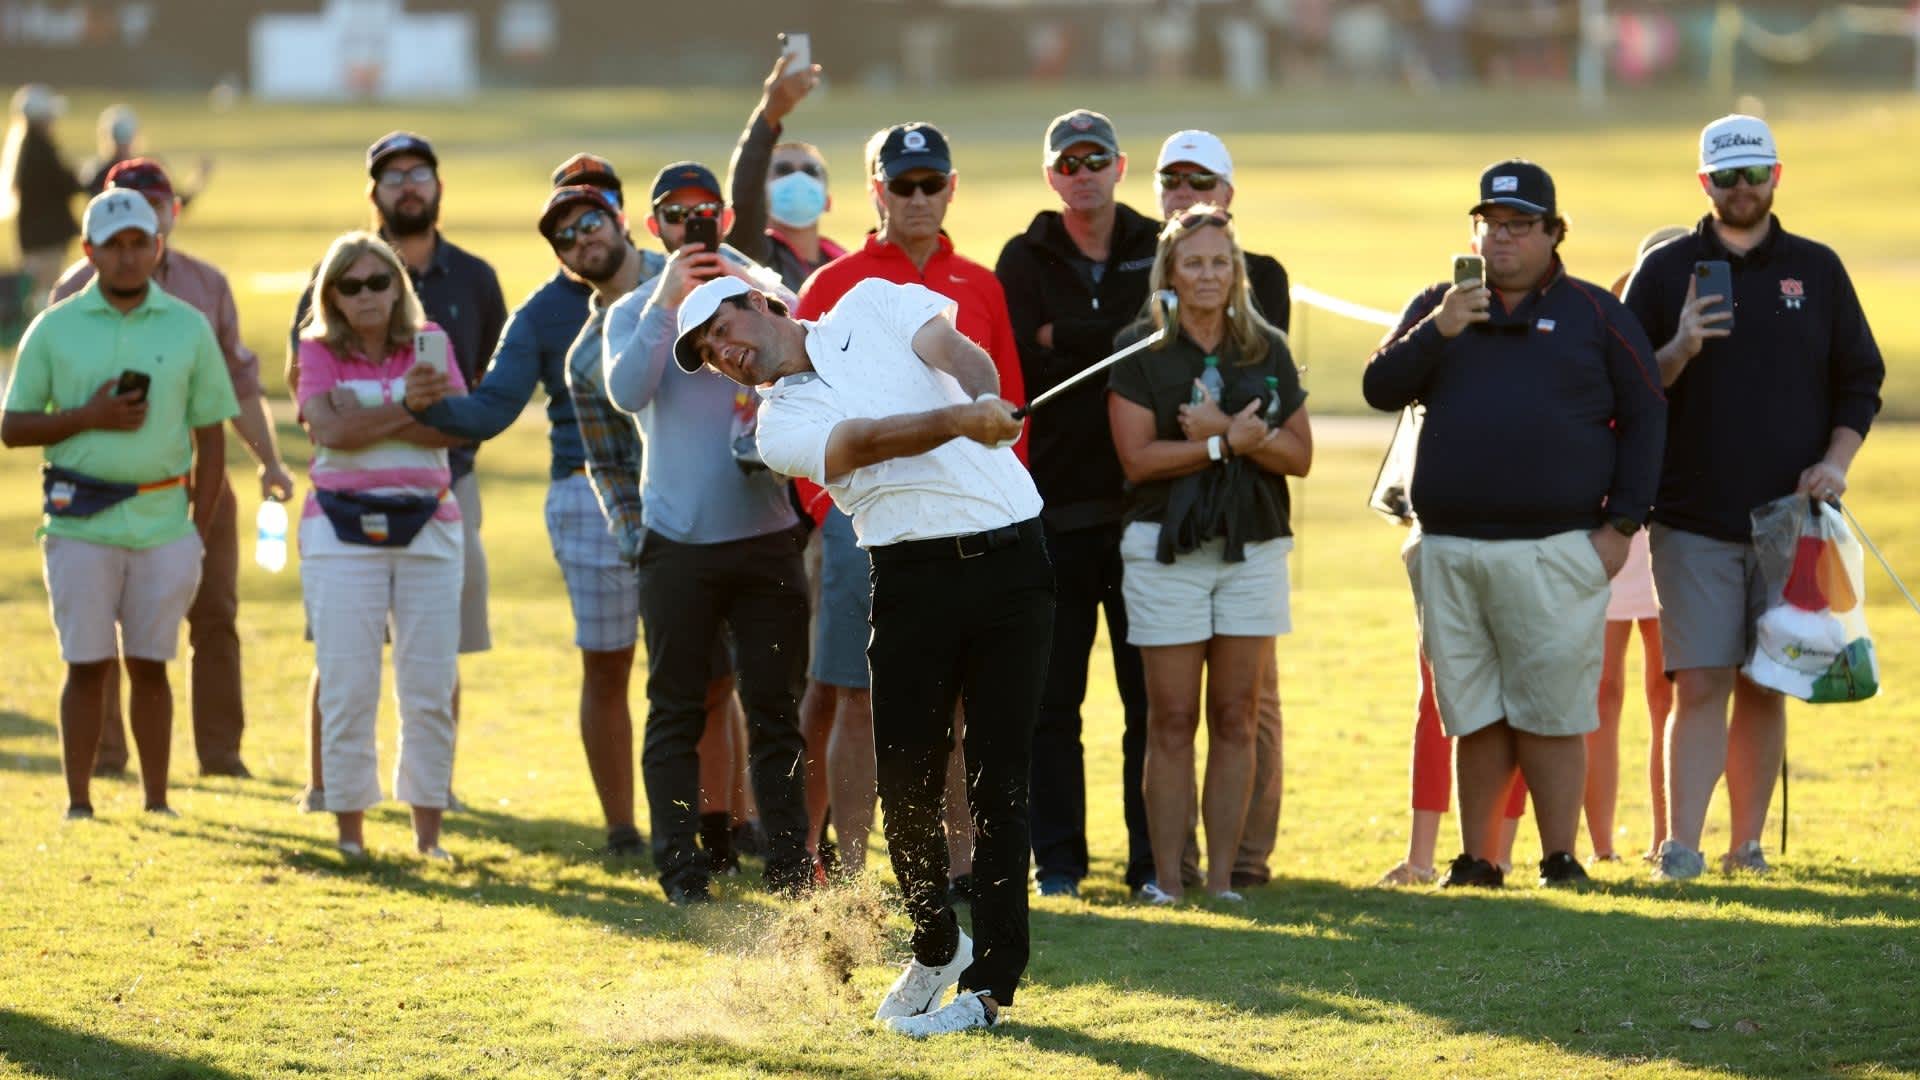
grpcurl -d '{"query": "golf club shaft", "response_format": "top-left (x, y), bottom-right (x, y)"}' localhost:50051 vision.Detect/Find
top-left (1010, 329), bottom-right (1166, 420)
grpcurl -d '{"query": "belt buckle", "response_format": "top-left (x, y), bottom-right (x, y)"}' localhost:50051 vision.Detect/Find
top-left (955, 533), bottom-right (986, 559)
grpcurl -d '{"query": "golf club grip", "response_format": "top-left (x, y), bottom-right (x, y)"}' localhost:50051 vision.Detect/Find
top-left (1010, 405), bottom-right (1029, 420)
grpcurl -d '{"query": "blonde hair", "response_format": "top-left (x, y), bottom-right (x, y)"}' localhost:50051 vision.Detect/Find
top-left (1142, 203), bottom-right (1284, 367)
top-left (302, 230), bottom-right (424, 358)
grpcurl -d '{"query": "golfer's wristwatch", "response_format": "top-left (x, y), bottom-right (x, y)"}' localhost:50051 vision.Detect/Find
top-left (1607, 514), bottom-right (1641, 538)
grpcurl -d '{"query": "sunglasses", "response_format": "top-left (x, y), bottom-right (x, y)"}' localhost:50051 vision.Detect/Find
top-left (1705, 164), bottom-right (1774, 189)
top-left (550, 208), bottom-right (609, 252)
top-left (885, 174), bottom-right (949, 198)
top-left (376, 164), bottom-right (437, 189)
top-left (1173, 209), bottom-right (1231, 231)
top-left (773, 160), bottom-right (823, 179)
top-left (1472, 216), bottom-right (1543, 239)
top-left (655, 201), bottom-right (723, 226)
top-left (334, 272), bottom-right (394, 297)
top-left (1157, 171), bottom-right (1220, 192)
top-left (1054, 151), bottom-right (1115, 176)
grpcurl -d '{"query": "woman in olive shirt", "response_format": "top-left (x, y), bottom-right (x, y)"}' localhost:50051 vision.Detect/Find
top-left (1107, 207), bottom-right (1312, 903)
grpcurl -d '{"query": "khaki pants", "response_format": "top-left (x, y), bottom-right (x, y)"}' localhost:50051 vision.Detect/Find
top-left (95, 476), bottom-right (245, 773)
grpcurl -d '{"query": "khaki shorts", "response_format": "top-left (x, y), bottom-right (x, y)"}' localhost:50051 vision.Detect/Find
top-left (452, 473), bottom-right (491, 654)
top-left (1649, 523), bottom-right (1769, 674)
top-left (1120, 520), bottom-right (1292, 647)
top-left (42, 533), bottom-right (204, 663)
top-left (1405, 529), bottom-right (1608, 738)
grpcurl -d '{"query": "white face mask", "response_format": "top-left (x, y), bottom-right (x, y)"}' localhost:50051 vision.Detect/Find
top-left (767, 170), bottom-right (827, 229)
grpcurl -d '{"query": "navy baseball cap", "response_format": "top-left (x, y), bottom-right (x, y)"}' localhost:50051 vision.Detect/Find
top-left (874, 123), bottom-right (951, 180)
top-left (367, 131), bottom-right (437, 177)
top-left (1471, 159), bottom-right (1556, 218)
top-left (539, 184), bottom-right (621, 241)
top-left (1045, 109), bottom-right (1119, 164)
top-left (650, 161), bottom-right (723, 207)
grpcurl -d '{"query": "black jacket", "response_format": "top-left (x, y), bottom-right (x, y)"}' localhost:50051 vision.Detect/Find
top-left (1623, 215), bottom-right (1884, 541)
top-left (10, 126), bottom-right (80, 252)
top-left (1364, 259), bottom-right (1666, 541)
top-left (995, 202), bottom-right (1161, 531)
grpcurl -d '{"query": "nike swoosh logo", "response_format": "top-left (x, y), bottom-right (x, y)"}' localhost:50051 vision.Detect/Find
top-left (840, 334), bottom-right (853, 351)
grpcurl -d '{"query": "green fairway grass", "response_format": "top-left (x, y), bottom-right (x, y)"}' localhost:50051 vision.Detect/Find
top-left (3, 84), bottom-right (1919, 1077)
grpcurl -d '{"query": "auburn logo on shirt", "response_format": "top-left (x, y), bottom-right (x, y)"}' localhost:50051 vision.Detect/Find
top-left (1780, 278), bottom-right (1805, 310)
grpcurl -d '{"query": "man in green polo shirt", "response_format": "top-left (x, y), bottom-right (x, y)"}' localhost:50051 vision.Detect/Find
top-left (2, 188), bottom-right (237, 820)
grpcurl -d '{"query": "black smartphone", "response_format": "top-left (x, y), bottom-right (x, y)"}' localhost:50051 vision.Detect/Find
top-left (1694, 260), bottom-right (1735, 330)
top-left (682, 214), bottom-right (719, 255)
top-left (1452, 254), bottom-right (1484, 286)
top-left (115, 369), bottom-right (151, 403)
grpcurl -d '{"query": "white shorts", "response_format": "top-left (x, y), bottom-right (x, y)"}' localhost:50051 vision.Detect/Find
top-left (42, 533), bottom-right (204, 663)
top-left (1119, 520), bottom-right (1292, 647)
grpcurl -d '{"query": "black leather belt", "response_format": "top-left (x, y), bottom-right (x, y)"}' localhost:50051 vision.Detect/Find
top-left (869, 518), bottom-right (1040, 564)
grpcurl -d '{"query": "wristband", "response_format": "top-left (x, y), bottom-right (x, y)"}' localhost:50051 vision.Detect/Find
top-left (1207, 435), bottom-right (1224, 461)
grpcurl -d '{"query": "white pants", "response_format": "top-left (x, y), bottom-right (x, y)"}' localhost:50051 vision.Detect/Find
top-left (302, 542), bottom-right (463, 813)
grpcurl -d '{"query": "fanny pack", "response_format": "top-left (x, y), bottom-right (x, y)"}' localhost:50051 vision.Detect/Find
top-left (43, 464), bottom-right (185, 518)
top-left (314, 488), bottom-right (447, 548)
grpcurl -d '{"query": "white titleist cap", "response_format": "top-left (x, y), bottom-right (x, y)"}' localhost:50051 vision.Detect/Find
top-left (1156, 130), bottom-right (1233, 185)
top-left (82, 188), bottom-right (158, 246)
top-left (1699, 114), bottom-right (1778, 172)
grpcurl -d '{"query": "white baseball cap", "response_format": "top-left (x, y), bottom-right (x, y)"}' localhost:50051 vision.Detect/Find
top-left (673, 276), bottom-right (790, 374)
top-left (82, 188), bottom-right (159, 246)
top-left (1156, 129), bottom-right (1233, 185)
top-left (1699, 114), bottom-right (1778, 172)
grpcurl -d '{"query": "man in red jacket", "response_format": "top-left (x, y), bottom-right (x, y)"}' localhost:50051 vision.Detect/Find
top-left (792, 121), bottom-right (1026, 886)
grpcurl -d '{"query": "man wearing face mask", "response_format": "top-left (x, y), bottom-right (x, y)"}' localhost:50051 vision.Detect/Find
top-left (596, 159), bottom-right (814, 904)
top-left (288, 131), bottom-right (507, 810)
top-left (765, 142), bottom-right (845, 292)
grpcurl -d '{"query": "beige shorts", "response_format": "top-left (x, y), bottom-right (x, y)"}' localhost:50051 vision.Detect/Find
top-left (1405, 529), bottom-right (1608, 738)
top-left (1648, 523), bottom-right (1769, 674)
top-left (1120, 520), bottom-right (1292, 647)
top-left (42, 533), bottom-right (204, 663)
top-left (452, 473), bottom-right (491, 654)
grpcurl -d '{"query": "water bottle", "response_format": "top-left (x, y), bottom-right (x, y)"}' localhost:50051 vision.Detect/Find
top-left (255, 497), bottom-right (287, 573)
top-left (1263, 375), bottom-right (1284, 428)
top-left (1194, 355), bottom-right (1225, 405)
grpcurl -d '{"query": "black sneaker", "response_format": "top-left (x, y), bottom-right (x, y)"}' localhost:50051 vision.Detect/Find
top-left (602, 824), bottom-right (644, 857)
top-left (732, 820), bottom-right (765, 858)
top-left (64, 804), bottom-right (94, 821)
top-left (1440, 853), bottom-right (1504, 888)
top-left (1035, 873), bottom-right (1079, 898)
top-left (1538, 851), bottom-right (1591, 888)
top-left (947, 874), bottom-right (977, 907)
top-left (664, 874), bottom-right (714, 905)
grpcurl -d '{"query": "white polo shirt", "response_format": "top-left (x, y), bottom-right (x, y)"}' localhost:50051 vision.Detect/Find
top-left (756, 280), bottom-right (1043, 548)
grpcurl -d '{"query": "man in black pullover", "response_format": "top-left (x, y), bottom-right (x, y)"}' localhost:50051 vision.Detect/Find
top-left (1622, 115), bottom-right (1884, 882)
top-left (1365, 160), bottom-right (1665, 889)
top-left (995, 109), bottom-right (1162, 898)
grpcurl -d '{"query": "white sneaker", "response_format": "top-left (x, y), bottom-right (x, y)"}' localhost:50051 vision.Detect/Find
top-left (873, 931), bottom-right (973, 1021)
top-left (885, 990), bottom-right (999, 1037)
top-left (1138, 882), bottom-right (1179, 905)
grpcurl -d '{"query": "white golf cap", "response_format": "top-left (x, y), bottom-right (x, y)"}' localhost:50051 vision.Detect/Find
top-left (674, 276), bottom-right (755, 374)
top-left (1156, 129), bottom-right (1234, 185)
top-left (82, 188), bottom-right (158, 246)
top-left (11, 83), bottom-right (66, 121)
top-left (1699, 114), bottom-right (1778, 172)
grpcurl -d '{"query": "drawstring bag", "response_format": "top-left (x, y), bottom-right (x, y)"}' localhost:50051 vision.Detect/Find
top-left (1744, 494), bottom-right (1878, 703)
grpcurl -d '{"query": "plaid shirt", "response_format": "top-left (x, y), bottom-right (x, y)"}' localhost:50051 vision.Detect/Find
top-left (565, 292), bottom-right (646, 561)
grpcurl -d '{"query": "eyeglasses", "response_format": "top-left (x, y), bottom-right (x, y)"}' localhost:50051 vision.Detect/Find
top-left (334, 272), bottom-right (395, 297)
top-left (1173, 209), bottom-right (1231, 231)
top-left (1158, 171), bottom-right (1220, 192)
top-left (655, 201), bottom-right (723, 226)
top-left (550, 208), bottom-right (609, 253)
top-left (1472, 216), bottom-right (1543, 239)
top-left (1054, 151), bottom-right (1115, 177)
top-left (773, 160), bottom-right (823, 179)
top-left (376, 164), bottom-right (437, 189)
top-left (1705, 164), bottom-right (1774, 189)
top-left (885, 174), bottom-right (949, 198)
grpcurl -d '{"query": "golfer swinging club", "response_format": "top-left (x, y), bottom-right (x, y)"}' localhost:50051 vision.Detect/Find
top-left (674, 274), bottom-right (1052, 1037)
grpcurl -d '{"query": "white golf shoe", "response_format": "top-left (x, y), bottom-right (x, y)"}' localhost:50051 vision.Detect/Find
top-left (872, 931), bottom-right (973, 1022)
top-left (885, 990), bottom-right (1000, 1037)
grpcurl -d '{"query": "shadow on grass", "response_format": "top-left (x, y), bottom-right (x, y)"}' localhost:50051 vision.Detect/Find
top-left (1020, 874), bottom-right (1920, 1077)
top-left (0, 1009), bottom-right (244, 1079)
top-left (0, 710), bottom-right (60, 774)
top-left (0, 709), bottom-right (52, 738)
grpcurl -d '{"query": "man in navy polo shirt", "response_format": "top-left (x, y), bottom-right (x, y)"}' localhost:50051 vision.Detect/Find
top-left (1623, 115), bottom-right (1884, 882)
top-left (1365, 160), bottom-right (1665, 890)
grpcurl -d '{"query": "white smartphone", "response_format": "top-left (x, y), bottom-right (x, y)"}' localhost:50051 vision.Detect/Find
top-left (780, 32), bottom-right (810, 71)
top-left (413, 328), bottom-right (451, 374)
